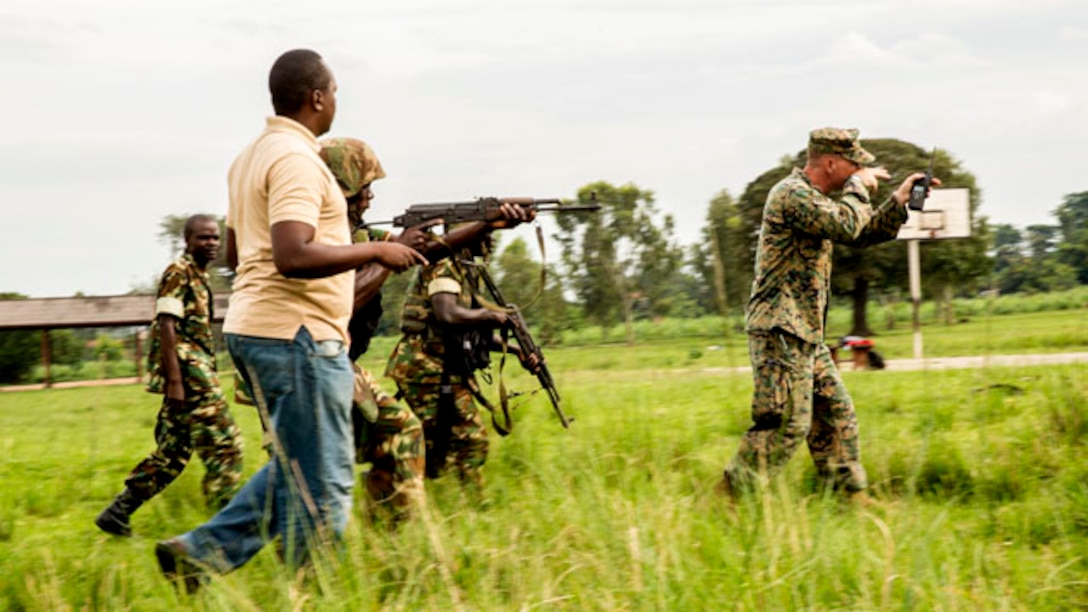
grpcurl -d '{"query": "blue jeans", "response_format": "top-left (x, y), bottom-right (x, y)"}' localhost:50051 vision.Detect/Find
top-left (175, 327), bottom-right (354, 571)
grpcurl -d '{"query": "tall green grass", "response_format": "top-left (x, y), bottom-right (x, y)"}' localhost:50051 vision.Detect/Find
top-left (1, 341), bottom-right (1086, 609)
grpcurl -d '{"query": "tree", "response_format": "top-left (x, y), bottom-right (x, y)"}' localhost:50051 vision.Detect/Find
top-left (49, 329), bottom-right (84, 366)
top-left (991, 223), bottom-right (1027, 293)
top-left (632, 212), bottom-right (690, 319)
top-left (1055, 191), bottom-right (1088, 284)
top-left (494, 237), bottom-right (570, 345)
top-left (690, 189), bottom-right (751, 323)
top-left (93, 333), bottom-right (125, 362)
top-left (1025, 224), bottom-right (1060, 260)
top-left (556, 181), bottom-right (668, 344)
top-left (0, 293), bottom-right (39, 384)
top-left (734, 140), bottom-right (987, 336)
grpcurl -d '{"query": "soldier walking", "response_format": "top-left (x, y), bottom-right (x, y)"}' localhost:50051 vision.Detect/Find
top-left (720, 128), bottom-right (939, 503)
top-left (95, 214), bottom-right (243, 536)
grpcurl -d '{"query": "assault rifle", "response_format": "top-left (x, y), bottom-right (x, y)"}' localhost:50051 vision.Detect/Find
top-left (381, 196), bottom-right (600, 228)
top-left (471, 263), bottom-right (571, 429)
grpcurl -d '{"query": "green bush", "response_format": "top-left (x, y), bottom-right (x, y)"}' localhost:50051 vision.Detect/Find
top-left (0, 330), bottom-right (38, 384)
top-left (92, 334), bottom-right (125, 362)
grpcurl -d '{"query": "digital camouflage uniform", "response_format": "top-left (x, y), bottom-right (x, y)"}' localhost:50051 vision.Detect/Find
top-left (319, 137), bottom-right (426, 519)
top-left (724, 128), bottom-right (908, 494)
top-left (127, 252), bottom-right (244, 509)
top-left (385, 257), bottom-right (491, 487)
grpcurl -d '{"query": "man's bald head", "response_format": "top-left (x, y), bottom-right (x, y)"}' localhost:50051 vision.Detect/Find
top-left (183, 214), bottom-right (218, 240)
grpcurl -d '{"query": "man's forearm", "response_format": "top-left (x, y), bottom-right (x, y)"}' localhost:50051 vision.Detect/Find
top-left (846, 196), bottom-right (910, 247)
top-left (273, 231), bottom-right (391, 278)
top-left (353, 264), bottom-right (392, 312)
top-left (159, 315), bottom-right (183, 385)
top-left (419, 222), bottom-right (491, 262)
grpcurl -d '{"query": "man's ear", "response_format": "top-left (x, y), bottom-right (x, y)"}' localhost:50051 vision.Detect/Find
top-left (311, 88), bottom-right (325, 112)
top-left (822, 155), bottom-right (837, 177)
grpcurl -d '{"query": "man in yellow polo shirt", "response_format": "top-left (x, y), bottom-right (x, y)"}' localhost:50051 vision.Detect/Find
top-left (155, 48), bottom-right (425, 592)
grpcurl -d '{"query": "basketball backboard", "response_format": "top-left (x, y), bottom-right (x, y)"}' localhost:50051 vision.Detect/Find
top-left (896, 188), bottom-right (971, 240)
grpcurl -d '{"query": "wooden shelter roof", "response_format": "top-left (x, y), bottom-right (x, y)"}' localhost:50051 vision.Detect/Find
top-left (0, 294), bottom-right (229, 330)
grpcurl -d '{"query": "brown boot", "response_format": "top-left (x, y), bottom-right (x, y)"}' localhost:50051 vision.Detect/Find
top-left (715, 473), bottom-right (740, 503)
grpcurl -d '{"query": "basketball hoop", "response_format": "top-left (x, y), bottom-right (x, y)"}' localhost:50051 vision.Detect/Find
top-left (897, 188), bottom-right (971, 241)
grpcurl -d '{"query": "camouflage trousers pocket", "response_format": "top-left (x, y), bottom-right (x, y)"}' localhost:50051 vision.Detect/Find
top-left (749, 334), bottom-right (801, 431)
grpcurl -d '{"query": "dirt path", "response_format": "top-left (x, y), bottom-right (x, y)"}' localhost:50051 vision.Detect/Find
top-left (877, 352), bottom-right (1088, 372)
top-left (0, 377), bottom-right (141, 392)
top-left (695, 352), bottom-right (1088, 375)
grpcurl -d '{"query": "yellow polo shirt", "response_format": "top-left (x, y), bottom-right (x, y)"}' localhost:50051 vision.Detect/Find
top-left (224, 116), bottom-right (353, 344)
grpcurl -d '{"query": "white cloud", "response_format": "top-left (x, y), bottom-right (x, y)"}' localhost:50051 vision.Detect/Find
top-left (1057, 26), bottom-right (1088, 42)
top-left (825, 32), bottom-right (911, 68)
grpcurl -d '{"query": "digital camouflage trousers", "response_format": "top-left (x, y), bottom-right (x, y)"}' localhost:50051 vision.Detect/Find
top-left (396, 379), bottom-right (489, 489)
top-left (725, 330), bottom-right (867, 493)
top-left (352, 364), bottom-right (426, 520)
top-left (124, 392), bottom-right (244, 509)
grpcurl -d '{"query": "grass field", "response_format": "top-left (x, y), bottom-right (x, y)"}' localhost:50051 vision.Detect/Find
top-left (1, 325), bottom-right (1086, 610)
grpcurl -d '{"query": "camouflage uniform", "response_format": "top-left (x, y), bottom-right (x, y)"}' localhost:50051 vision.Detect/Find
top-left (126, 252), bottom-right (244, 509)
top-left (319, 137), bottom-right (426, 519)
top-left (385, 258), bottom-right (491, 487)
top-left (725, 128), bottom-right (908, 494)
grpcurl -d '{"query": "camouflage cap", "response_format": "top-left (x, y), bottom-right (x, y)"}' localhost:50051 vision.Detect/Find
top-left (807, 127), bottom-right (876, 165)
top-left (318, 137), bottom-right (387, 198)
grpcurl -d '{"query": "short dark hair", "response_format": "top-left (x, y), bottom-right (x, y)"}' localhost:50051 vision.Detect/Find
top-left (268, 49), bottom-right (332, 116)
top-left (184, 214), bottom-right (218, 240)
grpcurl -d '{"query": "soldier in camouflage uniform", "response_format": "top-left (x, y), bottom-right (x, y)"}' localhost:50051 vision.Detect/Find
top-left (386, 238), bottom-right (538, 490)
top-left (318, 137), bottom-right (533, 506)
top-left (318, 137), bottom-right (427, 520)
top-left (96, 214), bottom-right (243, 537)
top-left (721, 128), bottom-right (939, 501)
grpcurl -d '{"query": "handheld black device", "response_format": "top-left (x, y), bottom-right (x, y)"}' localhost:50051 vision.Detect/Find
top-left (908, 149), bottom-right (936, 211)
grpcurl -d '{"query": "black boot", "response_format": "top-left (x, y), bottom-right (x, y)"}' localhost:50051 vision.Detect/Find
top-left (94, 489), bottom-right (144, 536)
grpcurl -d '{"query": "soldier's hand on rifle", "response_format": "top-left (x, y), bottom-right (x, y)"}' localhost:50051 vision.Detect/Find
top-left (487, 202), bottom-right (536, 230)
top-left (892, 173), bottom-right (942, 207)
top-left (519, 351), bottom-right (543, 374)
top-left (374, 242), bottom-right (428, 272)
top-left (488, 311), bottom-right (509, 326)
top-left (396, 218), bottom-right (443, 251)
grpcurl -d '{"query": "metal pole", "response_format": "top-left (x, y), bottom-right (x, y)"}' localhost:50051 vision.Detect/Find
top-left (908, 239), bottom-right (923, 360)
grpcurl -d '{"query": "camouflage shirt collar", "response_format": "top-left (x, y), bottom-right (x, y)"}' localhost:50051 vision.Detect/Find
top-left (790, 166), bottom-right (811, 186)
top-left (179, 252), bottom-right (210, 284)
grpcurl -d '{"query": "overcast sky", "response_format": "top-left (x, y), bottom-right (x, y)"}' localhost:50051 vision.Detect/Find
top-left (1, 0), bottom-right (1085, 298)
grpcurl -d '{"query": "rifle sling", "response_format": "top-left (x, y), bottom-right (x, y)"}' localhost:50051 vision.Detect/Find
top-left (467, 223), bottom-right (547, 314)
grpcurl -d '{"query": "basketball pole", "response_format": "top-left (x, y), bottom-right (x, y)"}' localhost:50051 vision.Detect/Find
top-left (908, 239), bottom-right (923, 360)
